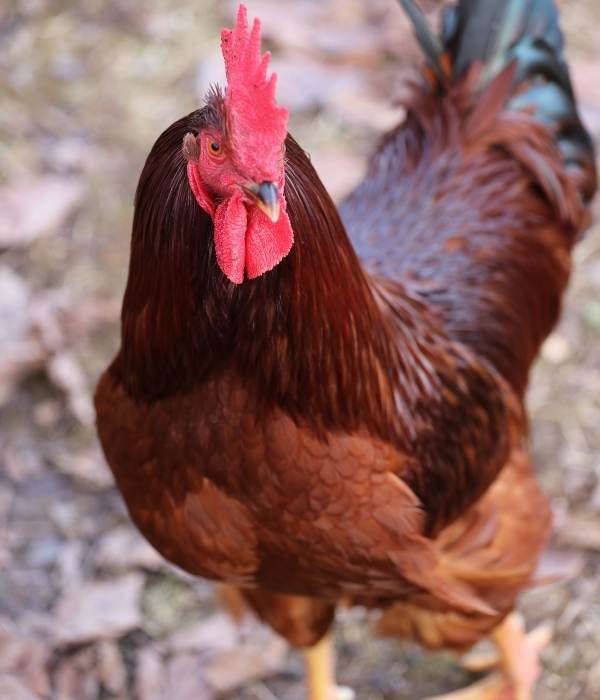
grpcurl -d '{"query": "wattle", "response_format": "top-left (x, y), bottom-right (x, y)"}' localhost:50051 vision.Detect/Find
top-left (213, 189), bottom-right (248, 284)
top-left (213, 190), bottom-right (294, 284)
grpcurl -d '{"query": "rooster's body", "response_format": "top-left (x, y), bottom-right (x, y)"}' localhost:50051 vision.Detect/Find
top-left (95, 0), bottom-right (596, 697)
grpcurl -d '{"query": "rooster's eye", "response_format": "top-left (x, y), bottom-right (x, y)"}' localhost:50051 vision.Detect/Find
top-left (209, 141), bottom-right (222, 156)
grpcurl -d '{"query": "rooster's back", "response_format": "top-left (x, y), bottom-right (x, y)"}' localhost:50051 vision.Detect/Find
top-left (341, 0), bottom-right (596, 396)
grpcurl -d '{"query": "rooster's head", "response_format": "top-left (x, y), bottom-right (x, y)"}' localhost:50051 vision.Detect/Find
top-left (183, 4), bottom-right (292, 284)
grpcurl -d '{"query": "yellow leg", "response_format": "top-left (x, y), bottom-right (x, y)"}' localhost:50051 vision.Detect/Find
top-left (424, 613), bottom-right (551, 700)
top-left (304, 633), bottom-right (355, 700)
top-left (492, 613), bottom-right (552, 700)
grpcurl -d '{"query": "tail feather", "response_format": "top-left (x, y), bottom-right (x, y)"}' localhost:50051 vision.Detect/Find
top-left (397, 0), bottom-right (444, 82)
top-left (399, 0), bottom-right (596, 202)
top-left (442, 0), bottom-right (564, 84)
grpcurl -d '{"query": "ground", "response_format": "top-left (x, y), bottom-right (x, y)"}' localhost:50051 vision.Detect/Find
top-left (1, 0), bottom-right (600, 698)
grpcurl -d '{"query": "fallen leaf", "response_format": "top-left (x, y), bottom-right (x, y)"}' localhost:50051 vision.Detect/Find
top-left (556, 513), bottom-right (600, 551)
top-left (0, 176), bottom-right (83, 248)
top-left (164, 609), bottom-right (288, 695)
top-left (164, 653), bottom-right (213, 700)
top-left (203, 621), bottom-right (288, 693)
top-left (0, 340), bottom-right (46, 405)
top-left (54, 446), bottom-right (114, 490)
top-left (0, 267), bottom-right (29, 347)
top-left (167, 612), bottom-right (238, 654)
top-left (535, 548), bottom-right (587, 584)
top-left (0, 618), bottom-right (50, 697)
top-left (0, 288), bottom-right (117, 411)
top-left (587, 657), bottom-right (600, 694)
top-left (96, 640), bottom-right (127, 696)
top-left (53, 647), bottom-right (99, 700)
top-left (57, 541), bottom-right (85, 589)
top-left (134, 647), bottom-right (164, 700)
top-left (32, 399), bottom-right (62, 429)
top-left (53, 574), bottom-right (144, 646)
top-left (0, 487), bottom-right (12, 568)
top-left (94, 525), bottom-right (164, 572)
top-left (25, 534), bottom-right (62, 569)
top-left (47, 352), bottom-right (94, 426)
top-left (0, 675), bottom-right (40, 700)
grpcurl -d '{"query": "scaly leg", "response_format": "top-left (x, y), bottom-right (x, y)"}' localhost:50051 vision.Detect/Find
top-left (304, 633), bottom-right (355, 700)
top-left (424, 613), bottom-right (551, 700)
top-left (492, 613), bottom-right (552, 700)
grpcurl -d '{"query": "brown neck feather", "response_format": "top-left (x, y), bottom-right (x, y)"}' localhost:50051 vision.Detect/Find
top-left (112, 108), bottom-right (518, 531)
top-left (113, 110), bottom-right (401, 442)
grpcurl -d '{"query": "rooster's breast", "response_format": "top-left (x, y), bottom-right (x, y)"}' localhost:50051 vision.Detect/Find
top-left (94, 370), bottom-right (425, 599)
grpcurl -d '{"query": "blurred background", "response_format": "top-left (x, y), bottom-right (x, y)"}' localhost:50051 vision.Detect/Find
top-left (1, 0), bottom-right (600, 698)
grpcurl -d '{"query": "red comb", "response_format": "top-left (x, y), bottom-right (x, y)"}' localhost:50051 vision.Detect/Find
top-left (221, 5), bottom-right (288, 180)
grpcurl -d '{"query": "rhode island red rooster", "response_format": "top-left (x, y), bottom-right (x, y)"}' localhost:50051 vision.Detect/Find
top-left (95, 0), bottom-right (597, 697)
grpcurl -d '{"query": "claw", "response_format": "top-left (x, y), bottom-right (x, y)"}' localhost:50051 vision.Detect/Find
top-left (422, 613), bottom-right (552, 700)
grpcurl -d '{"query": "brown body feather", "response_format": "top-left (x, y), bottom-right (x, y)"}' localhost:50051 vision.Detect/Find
top-left (96, 6), bottom-right (595, 657)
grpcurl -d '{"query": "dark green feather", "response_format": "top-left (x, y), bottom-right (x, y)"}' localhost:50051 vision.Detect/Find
top-left (397, 0), bottom-right (595, 201)
top-left (397, 0), bottom-right (445, 82)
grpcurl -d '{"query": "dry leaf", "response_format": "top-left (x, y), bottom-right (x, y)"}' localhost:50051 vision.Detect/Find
top-left (0, 176), bottom-right (83, 248)
top-left (134, 647), bottom-right (164, 700)
top-left (167, 612), bottom-right (238, 654)
top-left (53, 574), bottom-right (144, 646)
top-left (96, 640), bottom-right (127, 696)
top-left (47, 352), bottom-right (94, 426)
top-left (94, 526), bottom-right (164, 572)
top-left (0, 675), bottom-right (40, 700)
top-left (57, 541), bottom-right (85, 588)
top-left (0, 287), bottom-right (117, 412)
top-left (556, 514), bottom-right (600, 551)
top-left (587, 657), bottom-right (600, 694)
top-left (0, 267), bottom-right (29, 347)
top-left (203, 621), bottom-right (288, 693)
top-left (0, 618), bottom-right (50, 697)
top-left (54, 446), bottom-right (114, 490)
top-left (165, 610), bottom-right (287, 695)
top-left (164, 654), bottom-right (213, 700)
top-left (535, 548), bottom-right (587, 584)
top-left (53, 647), bottom-right (99, 700)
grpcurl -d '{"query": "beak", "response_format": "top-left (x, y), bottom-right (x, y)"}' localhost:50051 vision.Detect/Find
top-left (241, 181), bottom-right (280, 223)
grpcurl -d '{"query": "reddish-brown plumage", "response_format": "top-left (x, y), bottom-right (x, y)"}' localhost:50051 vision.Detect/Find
top-left (96, 0), bottom-right (596, 671)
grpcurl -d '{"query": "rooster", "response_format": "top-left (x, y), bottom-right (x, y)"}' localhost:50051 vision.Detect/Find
top-left (95, 0), bottom-right (596, 698)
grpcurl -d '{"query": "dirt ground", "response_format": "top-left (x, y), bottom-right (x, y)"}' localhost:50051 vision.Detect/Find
top-left (1, 1), bottom-right (600, 698)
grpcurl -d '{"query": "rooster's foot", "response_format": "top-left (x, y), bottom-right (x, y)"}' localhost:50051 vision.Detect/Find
top-left (305, 633), bottom-right (355, 700)
top-left (423, 612), bottom-right (551, 700)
